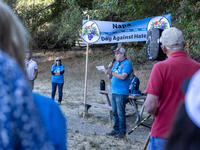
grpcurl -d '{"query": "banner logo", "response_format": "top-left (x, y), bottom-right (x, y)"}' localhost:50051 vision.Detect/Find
top-left (82, 21), bottom-right (100, 43)
top-left (147, 16), bottom-right (170, 30)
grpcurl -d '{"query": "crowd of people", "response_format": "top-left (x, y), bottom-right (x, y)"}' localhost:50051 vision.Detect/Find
top-left (1, 0), bottom-right (200, 149)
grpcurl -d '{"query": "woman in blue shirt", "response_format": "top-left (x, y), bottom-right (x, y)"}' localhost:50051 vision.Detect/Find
top-left (51, 57), bottom-right (65, 104)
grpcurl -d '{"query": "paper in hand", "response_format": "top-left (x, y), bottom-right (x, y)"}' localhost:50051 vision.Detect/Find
top-left (96, 66), bottom-right (105, 71)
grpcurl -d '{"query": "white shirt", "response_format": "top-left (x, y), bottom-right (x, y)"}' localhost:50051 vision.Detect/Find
top-left (25, 59), bottom-right (38, 80)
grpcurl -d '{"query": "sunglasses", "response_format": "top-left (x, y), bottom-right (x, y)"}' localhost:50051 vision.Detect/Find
top-left (56, 60), bottom-right (61, 61)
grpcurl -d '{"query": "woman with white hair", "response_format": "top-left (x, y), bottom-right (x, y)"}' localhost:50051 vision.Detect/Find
top-left (0, 1), bottom-right (54, 149)
top-left (51, 57), bottom-right (65, 104)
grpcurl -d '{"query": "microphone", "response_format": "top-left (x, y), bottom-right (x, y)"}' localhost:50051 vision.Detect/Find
top-left (112, 59), bottom-right (116, 64)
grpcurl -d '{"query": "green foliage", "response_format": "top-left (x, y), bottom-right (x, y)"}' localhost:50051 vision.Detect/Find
top-left (3, 0), bottom-right (85, 49)
top-left (51, 0), bottom-right (83, 45)
top-left (89, 141), bottom-right (100, 148)
top-left (175, 0), bottom-right (200, 56)
top-left (2, 0), bottom-right (200, 61)
top-left (126, 44), bottom-right (147, 69)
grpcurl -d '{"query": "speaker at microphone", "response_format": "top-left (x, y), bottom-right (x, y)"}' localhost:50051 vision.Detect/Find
top-left (146, 28), bottom-right (167, 61)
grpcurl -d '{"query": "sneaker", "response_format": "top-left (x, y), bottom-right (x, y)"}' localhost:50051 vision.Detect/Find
top-left (106, 130), bottom-right (119, 136)
top-left (114, 132), bottom-right (126, 138)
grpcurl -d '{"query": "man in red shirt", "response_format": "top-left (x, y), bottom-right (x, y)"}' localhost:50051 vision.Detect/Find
top-left (145, 27), bottom-right (200, 150)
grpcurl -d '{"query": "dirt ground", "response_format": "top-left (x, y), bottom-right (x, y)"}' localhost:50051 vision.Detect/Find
top-left (33, 49), bottom-right (154, 150)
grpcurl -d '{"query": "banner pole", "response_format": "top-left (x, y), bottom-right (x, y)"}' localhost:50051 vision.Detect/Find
top-left (83, 15), bottom-right (90, 119)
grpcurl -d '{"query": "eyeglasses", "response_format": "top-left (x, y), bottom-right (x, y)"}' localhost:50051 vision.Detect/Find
top-left (56, 60), bottom-right (61, 61)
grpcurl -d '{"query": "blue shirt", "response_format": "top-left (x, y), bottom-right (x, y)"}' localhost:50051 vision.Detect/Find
top-left (111, 59), bottom-right (133, 95)
top-left (51, 64), bottom-right (65, 83)
top-left (33, 93), bottom-right (67, 150)
top-left (0, 50), bottom-right (54, 149)
top-left (129, 75), bottom-right (140, 90)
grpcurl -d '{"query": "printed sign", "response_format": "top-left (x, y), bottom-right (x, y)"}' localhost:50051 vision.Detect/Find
top-left (82, 14), bottom-right (171, 44)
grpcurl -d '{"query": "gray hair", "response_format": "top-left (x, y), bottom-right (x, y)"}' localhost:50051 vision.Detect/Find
top-left (54, 57), bottom-right (62, 64)
top-left (0, 1), bottom-right (29, 69)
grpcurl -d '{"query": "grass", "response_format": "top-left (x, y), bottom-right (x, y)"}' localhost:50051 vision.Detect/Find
top-left (75, 130), bottom-right (79, 133)
top-left (89, 141), bottom-right (100, 148)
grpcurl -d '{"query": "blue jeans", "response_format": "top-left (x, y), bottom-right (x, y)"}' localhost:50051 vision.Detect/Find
top-left (112, 94), bottom-right (128, 133)
top-left (148, 136), bottom-right (168, 150)
top-left (52, 82), bottom-right (64, 102)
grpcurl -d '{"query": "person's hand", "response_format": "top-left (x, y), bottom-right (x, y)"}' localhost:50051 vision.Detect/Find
top-left (33, 76), bottom-right (37, 80)
top-left (108, 62), bottom-right (113, 69)
top-left (103, 69), bottom-right (111, 75)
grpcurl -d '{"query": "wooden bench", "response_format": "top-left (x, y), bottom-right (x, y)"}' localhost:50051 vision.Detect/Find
top-left (80, 101), bottom-right (134, 112)
top-left (80, 100), bottom-right (145, 122)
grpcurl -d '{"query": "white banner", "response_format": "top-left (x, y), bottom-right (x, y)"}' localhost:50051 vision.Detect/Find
top-left (82, 14), bottom-right (171, 44)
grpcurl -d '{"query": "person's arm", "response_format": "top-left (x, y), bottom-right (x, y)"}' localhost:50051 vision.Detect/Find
top-left (103, 62), bottom-right (113, 79)
top-left (104, 69), bottom-right (128, 80)
top-left (60, 70), bottom-right (64, 75)
top-left (51, 71), bottom-right (55, 75)
top-left (103, 68), bottom-right (112, 79)
top-left (144, 93), bottom-right (158, 115)
top-left (112, 72), bottom-right (128, 80)
top-left (60, 65), bottom-right (65, 75)
top-left (33, 69), bottom-right (38, 80)
top-left (33, 62), bottom-right (38, 80)
top-left (104, 62), bottom-right (129, 80)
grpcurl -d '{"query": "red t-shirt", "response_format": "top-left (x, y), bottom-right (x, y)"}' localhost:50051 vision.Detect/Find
top-left (146, 51), bottom-right (200, 139)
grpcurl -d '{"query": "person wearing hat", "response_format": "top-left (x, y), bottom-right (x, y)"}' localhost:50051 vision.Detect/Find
top-left (144, 27), bottom-right (200, 150)
top-left (165, 69), bottom-right (200, 150)
top-left (25, 52), bottom-right (38, 90)
top-left (51, 57), bottom-right (65, 104)
top-left (103, 47), bottom-right (133, 138)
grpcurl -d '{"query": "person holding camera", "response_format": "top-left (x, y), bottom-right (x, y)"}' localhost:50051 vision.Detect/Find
top-left (144, 27), bottom-right (200, 150)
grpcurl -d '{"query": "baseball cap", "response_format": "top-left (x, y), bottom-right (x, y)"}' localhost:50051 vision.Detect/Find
top-left (113, 47), bottom-right (126, 53)
top-left (160, 27), bottom-right (185, 49)
top-left (183, 69), bottom-right (200, 128)
top-left (56, 57), bottom-right (61, 61)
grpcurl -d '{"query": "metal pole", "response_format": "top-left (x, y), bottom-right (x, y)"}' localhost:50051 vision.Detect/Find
top-left (83, 15), bottom-right (90, 119)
